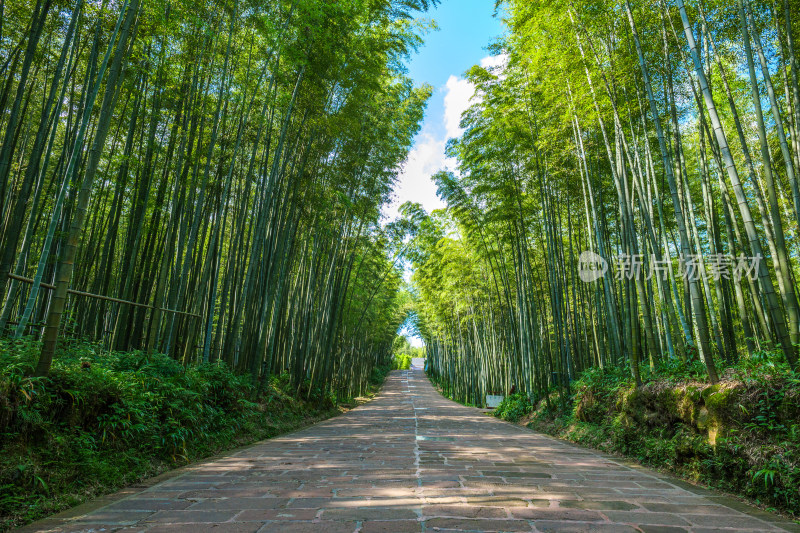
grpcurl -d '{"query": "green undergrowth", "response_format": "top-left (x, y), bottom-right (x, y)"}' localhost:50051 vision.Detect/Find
top-left (0, 338), bottom-right (391, 531)
top-left (392, 353), bottom-right (412, 370)
top-left (490, 355), bottom-right (800, 519)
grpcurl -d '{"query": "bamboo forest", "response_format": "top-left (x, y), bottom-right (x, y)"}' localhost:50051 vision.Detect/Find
top-left (2, 0), bottom-right (800, 531)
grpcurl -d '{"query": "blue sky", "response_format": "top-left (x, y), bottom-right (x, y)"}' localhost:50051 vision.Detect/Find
top-left (382, 0), bottom-right (505, 221)
top-left (387, 0), bottom-right (505, 346)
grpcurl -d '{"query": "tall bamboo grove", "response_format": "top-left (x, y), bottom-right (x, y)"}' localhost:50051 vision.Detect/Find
top-left (0, 0), bottom-right (438, 399)
top-left (408, 0), bottom-right (800, 406)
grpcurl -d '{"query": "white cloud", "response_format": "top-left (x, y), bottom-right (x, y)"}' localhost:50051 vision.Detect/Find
top-left (383, 132), bottom-right (447, 220)
top-left (443, 75), bottom-right (476, 140)
top-left (480, 53), bottom-right (508, 71)
top-left (442, 54), bottom-right (508, 140)
top-left (383, 54), bottom-right (504, 222)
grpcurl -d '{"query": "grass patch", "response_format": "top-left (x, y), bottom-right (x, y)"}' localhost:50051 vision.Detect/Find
top-left (488, 356), bottom-right (800, 519)
top-left (0, 338), bottom-right (390, 531)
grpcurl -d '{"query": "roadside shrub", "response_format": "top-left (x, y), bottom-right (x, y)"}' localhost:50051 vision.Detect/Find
top-left (515, 355), bottom-right (800, 518)
top-left (392, 353), bottom-right (412, 370)
top-left (494, 393), bottom-right (532, 423)
top-left (0, 337), bottom-right (378, 530)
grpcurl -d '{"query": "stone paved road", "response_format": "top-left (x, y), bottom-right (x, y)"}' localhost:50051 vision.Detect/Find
top-left (22, 368), bottom-right (799, 533)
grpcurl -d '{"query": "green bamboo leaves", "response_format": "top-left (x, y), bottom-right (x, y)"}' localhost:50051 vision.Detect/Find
top-left (409, 0), bottom-right (800, 406)
top-left (0, 0), bottom-right (435, 399)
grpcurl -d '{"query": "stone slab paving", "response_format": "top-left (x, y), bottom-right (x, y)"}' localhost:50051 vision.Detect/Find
top-left (20, 368), bottom-right (799, 533)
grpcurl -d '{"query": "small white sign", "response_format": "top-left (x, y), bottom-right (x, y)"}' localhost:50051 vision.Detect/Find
top-left (486, 395), bottom-right (505, 408)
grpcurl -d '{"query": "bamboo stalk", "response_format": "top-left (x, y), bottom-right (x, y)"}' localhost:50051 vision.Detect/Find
top-left (7, 274), bottom-right (199, 319)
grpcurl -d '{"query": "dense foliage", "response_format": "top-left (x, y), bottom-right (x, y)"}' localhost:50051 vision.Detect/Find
top-left (0, 0), bottom-right (437, 398)
top-left (392, 352), bottom-right (412, 370)
top-left (7, 0), bottom-right (800, 526)
top-left (391, 334), bottom-right (423, 369)
top-left (407, 0), bottom-right (800, 406)
top-left (402, 0), bottom-right (800, 516)
top-left (493, 356), bottom-right (800, 518)
top-left (0, 337), bottom-right (390, 529)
